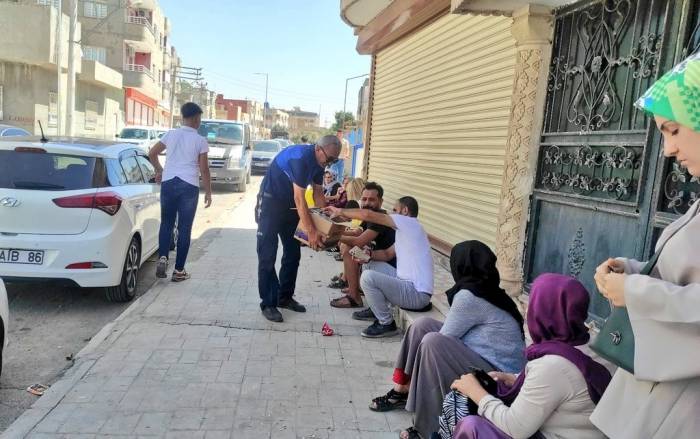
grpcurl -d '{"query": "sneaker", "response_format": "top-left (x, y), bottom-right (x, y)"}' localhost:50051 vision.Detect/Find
top-left (171, 269), bottom-right (191, 282)
top-left (352, 308), bottom-right (376, 321)
top-left (156, 256), bottom-right (168, 278)
top-left (362, 320), bottom-right (398, 338)
top-left (262, 306), bottom-right (284, 322)
top-left (278, 297), bottom-right (306, 313)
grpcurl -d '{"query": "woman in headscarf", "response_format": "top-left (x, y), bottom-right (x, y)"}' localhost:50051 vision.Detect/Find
top-left (368, 241), bottom-right (526, 438)
top-left (449, 273), bottom-right (612, 439)
top-left (589, 52), bottom-right (700, 439)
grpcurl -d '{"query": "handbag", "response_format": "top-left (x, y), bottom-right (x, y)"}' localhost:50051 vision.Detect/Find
top-left (590, 250), bottom-right (661, 373)
top-left (436, 369), bottom-right (498, 439)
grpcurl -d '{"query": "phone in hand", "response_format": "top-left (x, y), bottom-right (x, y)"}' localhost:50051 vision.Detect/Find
top-left (349, 246), bottom-right (371, 263)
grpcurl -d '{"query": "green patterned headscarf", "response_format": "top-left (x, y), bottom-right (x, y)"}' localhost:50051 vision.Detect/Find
top-left (635, 51), bottom-right (700, 131)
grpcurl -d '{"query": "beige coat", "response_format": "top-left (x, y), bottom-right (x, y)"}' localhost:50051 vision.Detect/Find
top-left (590, 200), bottom-right (700, 438)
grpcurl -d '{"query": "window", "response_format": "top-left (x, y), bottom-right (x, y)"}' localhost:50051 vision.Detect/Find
top-left (85, 100), bottom-right (98, 130)
top-left (106, 159), bottom-right (128, 186)
top-left (0, 151), bottom-right (96, 190)
top-left (48, 92), bottom-right (58, 128)
top-left (135, 156), bottom-right (156, 183)
top-left (82, 46), bottom-right (106, 65)
top-left (36, 0), bottom-right (59, 7)
top-left (84, 1), bottom-right (108, 19)
top-left (120, 156), bottom-right (144, 184)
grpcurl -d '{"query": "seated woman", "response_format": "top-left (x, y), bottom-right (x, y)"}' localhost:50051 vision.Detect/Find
top-left (449, 273), bottom-right (612, 439)
top-left (323, 170), bottom-right (345, 207)
top-left (369, 241), bottom-right (526, 438)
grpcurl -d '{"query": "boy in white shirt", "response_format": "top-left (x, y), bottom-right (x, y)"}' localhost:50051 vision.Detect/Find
top-left (325, 196), bottom-right (434, 337)
top-left (148, 102), bottom-right (212, 282)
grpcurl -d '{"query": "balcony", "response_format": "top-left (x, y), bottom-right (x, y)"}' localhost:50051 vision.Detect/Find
top-left (80, 60), bottom-right (122, 90)
top-left (123, 63), bottom-right (160, 98)
top-left (124, 15), bottom-right (157, 47)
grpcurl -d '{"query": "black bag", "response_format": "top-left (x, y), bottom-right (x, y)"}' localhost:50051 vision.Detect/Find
top-left (436, 369), bottom-right (498, 439)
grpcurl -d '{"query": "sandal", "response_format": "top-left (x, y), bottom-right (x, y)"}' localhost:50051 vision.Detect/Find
top-left (369, 389), bottom-right (408, 412)
top-left (330, 295), bottom-right (362, 308)
top-left (330, 273), bottom-right (344, 282)
top-left (400, 427), bottom-right (422, 439)
top-left (334, 253), bottom-right (344, 262)
top-left (328, 278), bottom-right (348, 289)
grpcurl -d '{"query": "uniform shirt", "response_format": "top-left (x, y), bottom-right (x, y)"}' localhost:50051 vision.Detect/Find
top-left (160, 126), bottom-right (209, 187)
top-left (262, 144), bottom-right (324, 207)
top-left (390, 214), bottom-right (433, 294)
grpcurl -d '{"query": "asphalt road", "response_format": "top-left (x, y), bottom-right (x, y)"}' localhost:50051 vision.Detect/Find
top-left (0, 178), bottom-right (260, 431)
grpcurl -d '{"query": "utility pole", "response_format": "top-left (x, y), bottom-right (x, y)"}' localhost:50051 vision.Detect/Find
top-left (254, 72), bottom-right (269, 130)
top-left (65, 0), bottom-right (78, 136)
top-left (170, 66), bottom-right (203, 127)
top-left (56, 0), bottom-right (64, 136)
top-left (342, 74), bottom-right (369, 130)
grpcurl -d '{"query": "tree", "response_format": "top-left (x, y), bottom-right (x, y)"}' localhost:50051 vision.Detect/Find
top-left (331, 111), bottom-right (356, 132)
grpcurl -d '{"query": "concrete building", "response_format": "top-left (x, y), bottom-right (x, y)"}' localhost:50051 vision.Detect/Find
top-left (340, 0), bottom-right (700, 325)
top-left (265, 108), bottom-right (289, 129)
top-left (287, 106), bottom-right (319, 130)
top-left (75, 0), bottom-right (177, 128)
top-left (213, 96), bottom-right (265, 136)
top-left (0, 1), bottom-right (124, 138)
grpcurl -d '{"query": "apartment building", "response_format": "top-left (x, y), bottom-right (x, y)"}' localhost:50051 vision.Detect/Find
top-left (264, 108), bottom-right (289, 129)
top-left (213, 95), bottom-right (266, 136)
top-left (287, 106), bottom-right (319, 130)
top-left (77, 0), bottom-right (177, 128)
top-left (0, 0), bottom-right (124, 137)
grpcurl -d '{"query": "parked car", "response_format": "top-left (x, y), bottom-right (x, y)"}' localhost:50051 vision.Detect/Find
top-left (273, 138), bottom-right (292, 148)
top-left (0, 124), bottom-right (30, 137)
top-left (0, 278), bottom-right (9, 376)
top-left (115, 126), bottom-right (159, 152)
top-left (251, 140), bottom-right (282, 175)
top-left (198, 119), bottom-right (253, 192)
top-left (0, 138), bottom-right (168, 302)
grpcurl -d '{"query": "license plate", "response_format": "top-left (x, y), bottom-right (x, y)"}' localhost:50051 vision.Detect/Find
top-left (0, 249), bottom-right (45, 265)
top-left (211, 172), bottom-right (217, 178)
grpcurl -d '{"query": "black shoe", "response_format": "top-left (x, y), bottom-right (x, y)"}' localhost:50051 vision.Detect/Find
top-left (361, 320), bottom-right (398, 338)
top-left (352, 308), bottom-right (376, 321)
top-left (262, 306), bottom-right (284, 322)
top-left (278, 297), bottom-right (306, 313)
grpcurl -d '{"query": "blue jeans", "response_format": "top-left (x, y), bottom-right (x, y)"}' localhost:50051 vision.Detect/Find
top-left (256, 193), bottom-right (301, 309)
top-left (159, 176), bottom-right (199, 270)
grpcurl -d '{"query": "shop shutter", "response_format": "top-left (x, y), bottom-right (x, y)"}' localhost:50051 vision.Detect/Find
top-left (368, 12), bottom-right (516, 248)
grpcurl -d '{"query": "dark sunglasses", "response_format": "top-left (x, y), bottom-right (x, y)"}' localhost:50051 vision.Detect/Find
top-left (319, 146), bottom-right (339, 165)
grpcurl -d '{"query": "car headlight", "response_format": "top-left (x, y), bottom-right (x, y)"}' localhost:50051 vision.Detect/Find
top-left (227, 157), bottom-right (245, 169)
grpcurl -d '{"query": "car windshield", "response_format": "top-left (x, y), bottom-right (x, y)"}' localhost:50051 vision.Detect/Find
top-left (0, 151), bottom-right (97, 190)
top-left (198, 122), bottom-right (243, 143)
top-left (120, 128), bottom-right (149, 140)
top-left (253, 141), bottom-right (280, 153)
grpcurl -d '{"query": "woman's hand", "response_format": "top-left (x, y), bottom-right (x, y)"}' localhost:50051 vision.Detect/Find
top-left (451, 374), bottom-right (489, 404)
top-left (597, 272), bottom-right (627, 307)
top-left (488, 371), bottom-right (517, 387)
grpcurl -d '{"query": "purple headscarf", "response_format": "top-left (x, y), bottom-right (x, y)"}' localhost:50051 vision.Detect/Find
top-left (498, 273), bottom-right (612, 405)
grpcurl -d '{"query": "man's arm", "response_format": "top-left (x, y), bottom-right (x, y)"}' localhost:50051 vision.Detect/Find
top-left (312, 184), bottom-right (326, 208)
top-left (294, 184), bottom-right (322, 249)
top-left (199, 153), bottom-right (212, 208)
top-left (340, 229), bottom-right (379, 248)
top-left (326, 207), bottom-right (396, 229)
top-left (148, 141), bottom-right (166, 177)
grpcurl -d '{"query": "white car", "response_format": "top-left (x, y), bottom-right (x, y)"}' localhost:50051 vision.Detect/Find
top-left (0, 138), bottom-right (165, 302)
top-left (0, 278), bottom-right (9, 376)
top-left (115, 126), bottom-right (160, 152)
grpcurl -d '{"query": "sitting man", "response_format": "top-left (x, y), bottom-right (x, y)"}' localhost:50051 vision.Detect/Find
top-left (329, 182), bottom-right (396, 309)
top-left (325, 196), bottom-right (433, 338)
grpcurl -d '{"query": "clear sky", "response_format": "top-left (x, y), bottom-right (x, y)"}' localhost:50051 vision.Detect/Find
top-left (159, 0), bottom-right (371, 127)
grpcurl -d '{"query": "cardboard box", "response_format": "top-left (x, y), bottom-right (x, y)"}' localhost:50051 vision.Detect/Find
top-left (294, 208), bottom-right (352, 249)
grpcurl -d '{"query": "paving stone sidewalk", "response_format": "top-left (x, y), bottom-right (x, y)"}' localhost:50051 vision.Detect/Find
top-left (2, 185), bottom-right (416, 439)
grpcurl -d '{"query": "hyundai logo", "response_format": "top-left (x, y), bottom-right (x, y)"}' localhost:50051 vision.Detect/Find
top-left (0, 197), bottom-right (21, 208)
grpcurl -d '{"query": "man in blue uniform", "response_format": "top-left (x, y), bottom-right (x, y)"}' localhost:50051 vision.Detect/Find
top-left (256, 135), bottom-right (342, 322)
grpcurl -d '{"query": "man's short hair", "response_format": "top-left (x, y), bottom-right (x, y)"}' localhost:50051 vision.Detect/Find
top-left (317, 134), bottom-right (341, 153)
top-left (363, 181), bottom-right (384, 199)
top-left (398, 196), bottom-right (419, 217)
top-left (181, 102), bottom-right (203, 119)
top-left (301, 136), bottom-right (309, 143)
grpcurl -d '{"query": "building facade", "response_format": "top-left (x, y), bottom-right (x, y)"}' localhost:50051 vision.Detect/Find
top-left (287, 106), bottom-right (319, 131)
top-left (265, 108), bottom-right (289, 129)
top-left (0, 1), bottom-right (124, 138)
top-left (341, 0), bottom-right (700, 322)
top-left (76, 0), bottom-right (176, 128)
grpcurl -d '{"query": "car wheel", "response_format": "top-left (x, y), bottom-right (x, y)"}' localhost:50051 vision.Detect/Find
top-left (105, 236), bottom-right (141, 302)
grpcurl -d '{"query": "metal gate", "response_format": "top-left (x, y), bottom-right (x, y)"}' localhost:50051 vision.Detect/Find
top-left (524, 0), bottom-right (700, 322)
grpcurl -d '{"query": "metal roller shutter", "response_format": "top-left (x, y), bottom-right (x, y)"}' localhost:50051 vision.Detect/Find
top-left (368, 12), bottom-right (516, 248)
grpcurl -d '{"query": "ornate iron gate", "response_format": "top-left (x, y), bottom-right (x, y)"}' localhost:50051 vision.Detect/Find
top-left (524, 0), bottom-right (700, 321)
